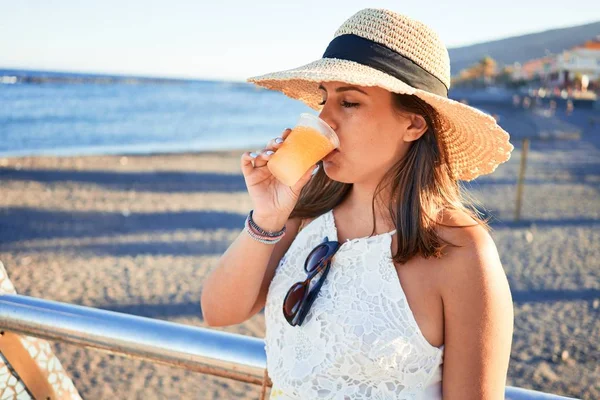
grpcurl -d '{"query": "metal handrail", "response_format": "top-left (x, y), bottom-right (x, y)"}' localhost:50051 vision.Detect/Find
top-left (0, 295), bottom-right (578, 399)
top-left (0, 294), bottom-right (268, 386)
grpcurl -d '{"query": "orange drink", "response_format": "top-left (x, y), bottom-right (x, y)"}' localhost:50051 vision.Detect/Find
top-left (267, 114), bottom-right (339, 186)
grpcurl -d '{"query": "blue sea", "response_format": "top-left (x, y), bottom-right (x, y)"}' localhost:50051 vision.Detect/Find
top-left (0, 69), bottom-right (312, 157)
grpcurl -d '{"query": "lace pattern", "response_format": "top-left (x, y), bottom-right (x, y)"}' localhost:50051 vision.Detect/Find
top-left (265, 210), bottom-right (444, 399)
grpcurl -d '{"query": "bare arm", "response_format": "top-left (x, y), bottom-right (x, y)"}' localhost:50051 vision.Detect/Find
top-left (201, 127), bottom-right (319, 327)
top-left (441, 229), bottom-right (514, 399)
top-left (201, 215), bottom-right (302, 326)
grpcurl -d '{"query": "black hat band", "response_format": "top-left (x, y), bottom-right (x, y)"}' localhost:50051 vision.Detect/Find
top-left (322, 34), bottom-right (448, 98)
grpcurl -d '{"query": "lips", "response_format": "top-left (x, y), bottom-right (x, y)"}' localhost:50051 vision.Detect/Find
top-left (323, 149), bottom-right (339, 161)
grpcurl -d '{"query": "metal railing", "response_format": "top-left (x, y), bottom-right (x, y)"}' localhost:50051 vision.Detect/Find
top-left (0, 294), bottom-right (578, 399)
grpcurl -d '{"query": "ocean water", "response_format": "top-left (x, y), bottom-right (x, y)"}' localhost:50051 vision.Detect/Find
top-left (0, 69), bottom-right (313, 157)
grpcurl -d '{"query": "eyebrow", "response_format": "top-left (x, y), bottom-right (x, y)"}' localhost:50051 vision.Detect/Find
top-left (318, 84), bottom-right (368, 95)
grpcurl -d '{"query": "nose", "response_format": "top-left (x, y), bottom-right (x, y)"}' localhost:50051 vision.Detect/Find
top-left (318, 107), bottom-right (337, 132)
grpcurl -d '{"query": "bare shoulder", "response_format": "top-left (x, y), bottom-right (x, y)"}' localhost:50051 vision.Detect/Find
top-left (436, 208), bottom-right (492, 247)
top-left (434, 209), bottom-right (506, 297)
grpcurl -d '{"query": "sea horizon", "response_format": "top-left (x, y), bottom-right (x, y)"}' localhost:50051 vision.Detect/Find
top-left (0, 68), bottom-right (312, 158)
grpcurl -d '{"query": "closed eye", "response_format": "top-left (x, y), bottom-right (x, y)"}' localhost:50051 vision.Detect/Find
top-left (318, 100), bottom-right (359, 108)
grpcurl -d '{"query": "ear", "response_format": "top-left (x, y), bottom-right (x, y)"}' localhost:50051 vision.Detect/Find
top-left (403, 114), bottom-right (428, 143)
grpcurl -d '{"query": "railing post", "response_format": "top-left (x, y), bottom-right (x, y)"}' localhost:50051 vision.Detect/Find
top-left (515, 138), bottom-right (530, 221)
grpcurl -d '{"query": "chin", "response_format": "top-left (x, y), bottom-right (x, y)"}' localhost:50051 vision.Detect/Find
top-left (322, 161), bottom-right (354, 184)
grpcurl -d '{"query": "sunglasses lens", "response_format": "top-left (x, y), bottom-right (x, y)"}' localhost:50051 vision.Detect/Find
top-left (305, 245), bottom-right (329, 273)
top-left (283, 282), bottom-right (306, 318)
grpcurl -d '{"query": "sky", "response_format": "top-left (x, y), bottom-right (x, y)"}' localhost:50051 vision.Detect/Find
top-left (1, 0), bottom-right (597, 81)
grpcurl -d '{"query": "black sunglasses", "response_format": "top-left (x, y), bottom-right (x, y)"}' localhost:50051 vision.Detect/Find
top-left (282, 236), bottom-right (341, 326)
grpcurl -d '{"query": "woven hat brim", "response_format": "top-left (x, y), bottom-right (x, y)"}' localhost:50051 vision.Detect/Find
top-left (248, 58), bottom-right (514, 181)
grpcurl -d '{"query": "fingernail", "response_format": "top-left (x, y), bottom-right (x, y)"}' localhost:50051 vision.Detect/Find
top-left (275, 137), bottom-right (284, 144)
top-left (311, 165), bottom-right (320, 176)
top-left (249, 152), bottom-right (258, 158)
top-left (264, 150), bottom-right (274, 156)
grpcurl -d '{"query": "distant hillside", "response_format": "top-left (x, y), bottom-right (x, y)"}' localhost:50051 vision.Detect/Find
top-left (448, 21), bottom-right (600, 75)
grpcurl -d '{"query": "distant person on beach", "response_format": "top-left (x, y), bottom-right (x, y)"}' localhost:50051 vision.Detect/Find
top-left (566, 100), bottom-right (574, 116)
top-left (513, 94), bottom-right (521, 107)
top-left (202, 8), bottom-right (514, 399)
top-left (549, 100), bottom-right (557, 115)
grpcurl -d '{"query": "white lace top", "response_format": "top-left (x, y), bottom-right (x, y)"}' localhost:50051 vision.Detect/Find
top-left (264, 209), bottom-right (445, 400)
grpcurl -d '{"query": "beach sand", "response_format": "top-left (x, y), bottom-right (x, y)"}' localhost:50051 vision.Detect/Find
top-left (0, 106), bottom-right (598, 399)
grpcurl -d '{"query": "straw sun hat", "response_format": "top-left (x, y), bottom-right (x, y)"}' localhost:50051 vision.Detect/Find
top-left (247, 8), bottom-right (514, 181)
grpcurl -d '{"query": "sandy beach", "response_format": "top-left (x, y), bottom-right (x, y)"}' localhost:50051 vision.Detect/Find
top-left (0, 105), bottom-right (598, 399)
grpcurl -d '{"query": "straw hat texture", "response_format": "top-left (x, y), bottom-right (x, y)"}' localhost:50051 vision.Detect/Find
top-left (248, 8), bottom-right (514, 181)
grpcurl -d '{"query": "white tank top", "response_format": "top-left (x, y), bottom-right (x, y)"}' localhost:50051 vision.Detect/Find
top-left (264, 209), bottom-right (445, 400)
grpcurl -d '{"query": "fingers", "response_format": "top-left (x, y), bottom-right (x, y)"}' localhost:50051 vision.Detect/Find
top-left (240, 129), bottom-right (291, 173)
top-left (240, 148), bottom-right (273, 173)
top-left (252, 148), bottom-right (275, 168)
top-left (241, 151), bottom-right (259, 176)
top-left (266, 128), bottom-right (291, 150)
top-left (281, 128), bottom-right (293, 140)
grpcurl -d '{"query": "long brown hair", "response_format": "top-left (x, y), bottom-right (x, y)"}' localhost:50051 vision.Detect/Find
top-left (289, 93), bottom-right (489, 264)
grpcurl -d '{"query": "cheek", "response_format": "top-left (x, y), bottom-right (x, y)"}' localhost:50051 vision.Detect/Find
top-left (333, 138), bottom-right (397, 172)
top-left (371, 119), bottom-right (407, 157)
top-left (336, 112), bottom-right (401, 161)
top-left (352, 132), bottom-right (398, 159)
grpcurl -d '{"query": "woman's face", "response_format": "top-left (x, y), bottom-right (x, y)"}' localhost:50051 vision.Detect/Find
top-left (317, 81), bottom-right (426, 185)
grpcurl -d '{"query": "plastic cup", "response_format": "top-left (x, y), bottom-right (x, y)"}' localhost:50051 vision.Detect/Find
top-left (267, 113), bottom-right (339, 187)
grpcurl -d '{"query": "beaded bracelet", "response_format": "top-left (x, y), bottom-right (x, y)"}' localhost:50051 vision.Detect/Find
top-left (248, 210), bottom-right (286, 237)
top-left (245, 219), bottom-right (284, 244)
top-left (245, 227), bottom-right (283, 244)
top-left (247, 219), bottom-right (285, 239)
top-left (244, 211), bottom-right (286, 245)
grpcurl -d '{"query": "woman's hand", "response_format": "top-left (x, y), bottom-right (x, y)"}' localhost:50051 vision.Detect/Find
top-left (240, 128), bottom-right (318, 228)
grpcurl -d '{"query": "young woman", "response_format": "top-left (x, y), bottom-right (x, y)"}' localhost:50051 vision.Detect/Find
top-left (202, 8), bottom-right (515, 399)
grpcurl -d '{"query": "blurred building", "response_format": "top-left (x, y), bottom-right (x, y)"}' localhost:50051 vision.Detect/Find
top-left (511, 57), bottom-right (554, 82)
top-left (546, 37), bottom-right (600, 90)
top-left (511, 36), bottom-right (600, 92)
